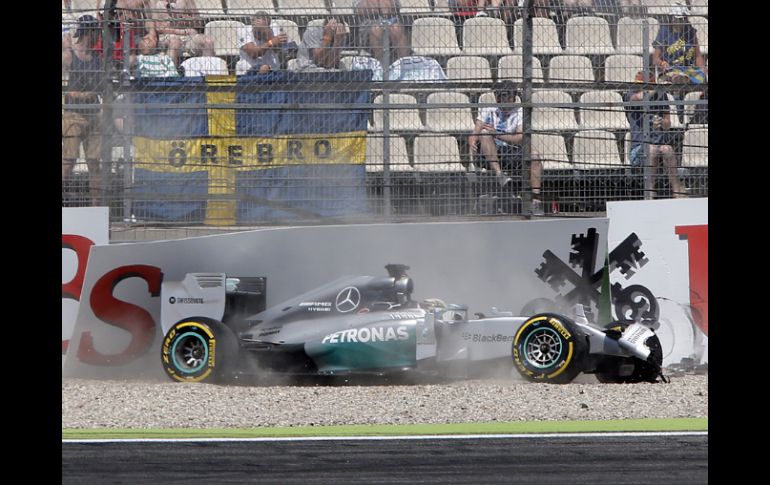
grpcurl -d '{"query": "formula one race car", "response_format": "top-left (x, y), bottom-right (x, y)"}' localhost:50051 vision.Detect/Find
top-left (160, 265), bottom-right (665, 385)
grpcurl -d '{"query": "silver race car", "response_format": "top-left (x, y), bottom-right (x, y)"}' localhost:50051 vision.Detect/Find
top-left (160, 264), bottom-right (665, 384)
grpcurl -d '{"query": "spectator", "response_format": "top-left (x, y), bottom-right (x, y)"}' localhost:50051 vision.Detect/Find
top-left (236, 11), bottom-right (291, 74)
top-left (652, 3), bottom-right (707, 85)
top-left (469, 82), bottom-right (544, 215)
top-left (133, 36), bottom-right (179, 77)
top-left (93, 0), bottom-right (156, 71)
top-left (624, 71), bottom-right (687, 198)
top-left (297, 18), bottom-right (348, 70)
top-left (353, 0), bottom-right (410, 63)
top-left (62, 15), bottom-right (106, 206)
top-left (149, 0), bottom-right (215, 67)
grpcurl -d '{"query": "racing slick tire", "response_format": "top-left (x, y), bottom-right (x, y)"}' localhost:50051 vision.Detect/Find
top-left (161, 317), bottom-right (240, 384)
top-left (512, 313), bottom-right (587, 384)
top-left (595, 322), bottom-right (664, 384)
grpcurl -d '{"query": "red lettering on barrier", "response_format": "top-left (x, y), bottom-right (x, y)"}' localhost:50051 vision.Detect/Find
top-left (77, 265), bottom-right (163, 366)
top-left (62, 234), bottom-right (95, 354)
top-left (675, 225), bottom-right (708, 335)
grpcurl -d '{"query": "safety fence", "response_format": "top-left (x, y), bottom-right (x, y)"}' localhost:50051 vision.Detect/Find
top-left (62, 0), bottom-right (708, 228)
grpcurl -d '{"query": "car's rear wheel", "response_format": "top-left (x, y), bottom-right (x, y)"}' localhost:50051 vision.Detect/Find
top-left (595, 322), bottom-right (664, 383)
top-left (161, 317), bottom-right (239, 383)
top-left (512, 313), bottom-right (587, 384)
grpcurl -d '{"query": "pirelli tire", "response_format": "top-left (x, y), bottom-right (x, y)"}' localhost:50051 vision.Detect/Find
top-left (595, 322), bottom-right (664, 384)
top-left (512, 313), bottom-right (587, 384)
top-left (161, 317), bottom-right (239, 384)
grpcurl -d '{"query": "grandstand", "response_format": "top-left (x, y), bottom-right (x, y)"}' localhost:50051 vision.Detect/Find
top-left (62, 0), bottom-right (707, 228)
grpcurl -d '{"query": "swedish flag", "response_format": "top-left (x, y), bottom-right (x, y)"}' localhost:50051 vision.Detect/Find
top-left (131, 71), bottom-right (373, 224)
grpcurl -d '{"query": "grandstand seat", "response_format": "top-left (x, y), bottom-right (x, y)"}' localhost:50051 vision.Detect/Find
top-left (424, 91), bottom-right (476, 133)
top-left (615, 17), bottom-right (659, 55)
top-left (684, 90), bottom-right (707, 127)
top-left (682, 127), bottom-right (708, 167)
top-left (547, 55), bottom-right (595, 84)
top-left (286, 58), bottom-right (300, 70)
top-left (225, 0), bottom-right (278, 17)
top-left (66, 0), bottom-right (103, 17)
top-left (365, 134), bottom-right (413, 172)
top-left (205, 20), bottom-right (247, 57)
top-left (578, 90), bottom-right (629, 131)
top-left (235, 59), bottom-right (250, 74)
top-left (665, 93), bottom-right (684, 129)
top-left (604, 54), bottom-right (644, 83)
top-left (398, 0), bottom-right (433, 16)
top-left (430, 0), bottom-right (456, 17)
top-left (272, 19), bottom-right (303, 46)
top-left (533, 133), bottom-right (572, 170)
top-left (411, 17), bottom-right (463, 57)
top-left (413, 134), bottom-right (469, 215)
top-left (690, 16), bottom-right (708, 56)
top-left (513, 17), bottom-right (563, 56)
top-left (572, 130), bottom-right (624, 170)
top-left (563, 16), bottom-right (615, 55)
top-left (340, 55), bottom-right (383, 77)
top-left (181, 56), bottom-right (229, 76)
top-left (477, 91), bottom-right (495, 106)
top-left (446, 56), bottom-right (493, 87)
top-left (371, 94), bottom-right (426, 132)
top-left (275, 0), bottom-right (330, 17)
top-left (497, 54), bottom-right (545, 83)
top-left (329, 0), bottom-right (355, 16)
top-left (195, 0), bottom-right (228, 17)
top-left (642, 0), bottom-right (670, 16)
top-left (690, 0), bottom-right (708, 16)
top-left (531, 90), bottom-right (579, 132)
top-left (462, 17), bottom-right (514, 57)
top-left (365, 134), bottom-right (418, 213)
top-left (412, 135), bottom-right (466, 173)
top-left (623, 131), bottom-right (632, 165)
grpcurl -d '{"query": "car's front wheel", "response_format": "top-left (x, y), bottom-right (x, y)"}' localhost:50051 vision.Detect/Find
top-left (161, 317), bottom-right (239, 383)
top-left (512, 313), bottom-right (587, 384)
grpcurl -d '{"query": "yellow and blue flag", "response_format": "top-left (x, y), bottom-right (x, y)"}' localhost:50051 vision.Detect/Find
top-left (131, 71), bottom-right (373, 224)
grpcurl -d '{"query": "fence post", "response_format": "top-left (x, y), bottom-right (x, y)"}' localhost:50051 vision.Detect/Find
top-left (100, 1), bottom-right (116, 210)
top-left (642, 18), bottom-right (654, 200)
top-left (522, 0), bottom-right (534, 216)
top-left (382, 26), bottom-right (392, 218)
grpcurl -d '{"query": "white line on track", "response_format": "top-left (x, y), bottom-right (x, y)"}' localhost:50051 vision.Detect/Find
top-left (63, 431), bottom-right (707, 444)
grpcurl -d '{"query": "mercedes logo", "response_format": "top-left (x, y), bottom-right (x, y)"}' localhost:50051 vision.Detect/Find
top-left (169, 296), bottom-right (176, 304)
top-left (335, 287), bottom-right (361, 313)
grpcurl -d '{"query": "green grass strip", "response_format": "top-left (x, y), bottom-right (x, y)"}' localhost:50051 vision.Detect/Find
top-left (62, 417), bottom-right (707, 440)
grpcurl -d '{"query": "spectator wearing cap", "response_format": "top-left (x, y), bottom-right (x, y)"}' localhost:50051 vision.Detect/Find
top-left (469, 82), bottom-right (544, 215)
top-left (62, 15), bottom-right (106, 206)
top-left (623, 70), bottom-right (687, 199)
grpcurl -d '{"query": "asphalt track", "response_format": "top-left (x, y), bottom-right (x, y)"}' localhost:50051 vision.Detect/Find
top-left (62, 433), bottom-right (707, 484)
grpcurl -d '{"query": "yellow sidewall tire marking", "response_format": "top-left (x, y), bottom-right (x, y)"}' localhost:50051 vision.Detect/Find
top-left (514, 316), bottom-right (548, 344)
top-left (163, 321), bottom-right (217, 382)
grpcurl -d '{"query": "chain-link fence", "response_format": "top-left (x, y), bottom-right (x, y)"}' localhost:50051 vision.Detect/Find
top-left (62, 0), bottom-right (708, 232)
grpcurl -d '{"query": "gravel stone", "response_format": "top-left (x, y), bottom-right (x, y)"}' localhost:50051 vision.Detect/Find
top-left (62, 374), bottom-right (708, 429)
